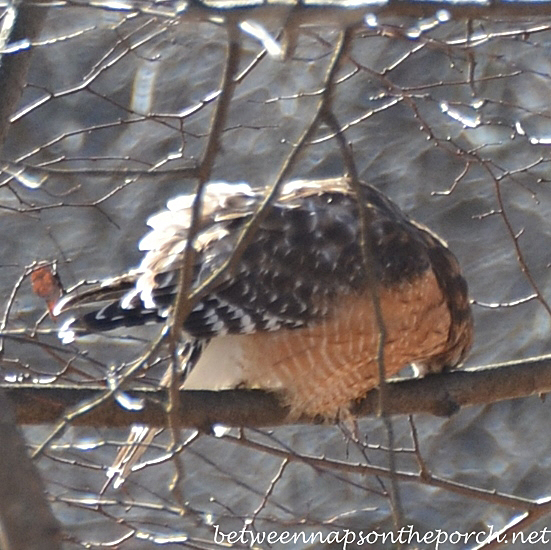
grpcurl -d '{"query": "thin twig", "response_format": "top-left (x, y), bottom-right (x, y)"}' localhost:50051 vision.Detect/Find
top-left (181, 27), bottom-right (351, 310)
top-left (223, 430), bottom-right (536, 511)
top-left (322, 90), bottom-right (404, 528)
top-left (30, 329), bottom-right (166, 458)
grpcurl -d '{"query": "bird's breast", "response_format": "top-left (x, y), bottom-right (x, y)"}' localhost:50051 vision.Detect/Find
top-left (184, 266), bottom-right (451, 418)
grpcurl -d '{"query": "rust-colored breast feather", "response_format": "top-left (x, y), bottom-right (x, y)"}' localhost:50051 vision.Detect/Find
top-left (239, 271), bottom-right (452, 418)
top-left (55, 177), bottom-right (473, 419)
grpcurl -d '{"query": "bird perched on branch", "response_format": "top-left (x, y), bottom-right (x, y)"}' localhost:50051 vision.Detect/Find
top-left (54, 177), bottom-right (472, 419)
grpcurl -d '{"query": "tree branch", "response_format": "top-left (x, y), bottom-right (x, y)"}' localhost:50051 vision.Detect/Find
top-left (104, 0), bottom-right (551, 23)
top-left (0, 389), bottom-right (62, 550)
top-left (5, 355), bottom-right (551, 429)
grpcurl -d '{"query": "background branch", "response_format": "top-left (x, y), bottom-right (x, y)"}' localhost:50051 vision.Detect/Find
top-left (0, 0), bottom-right (48, 147)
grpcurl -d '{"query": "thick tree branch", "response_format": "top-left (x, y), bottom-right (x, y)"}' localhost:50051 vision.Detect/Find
top-left (116, 0), bottom-right (551, 22)
top-left (0, 390), bottom-right (62, 550)
top-left (5, 355), bottom-right (551, 429)
top-left (0, 7), bottom-right (63, 549)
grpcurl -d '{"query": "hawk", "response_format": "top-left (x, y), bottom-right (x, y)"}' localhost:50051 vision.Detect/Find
top-left (54, 177), bottom-right (472, 419)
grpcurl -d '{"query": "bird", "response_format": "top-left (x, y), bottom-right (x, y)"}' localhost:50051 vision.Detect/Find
top-left (54, 176), bottom-right (473, 420)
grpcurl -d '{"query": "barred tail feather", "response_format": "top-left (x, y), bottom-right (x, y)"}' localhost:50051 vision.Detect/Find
top-left (55, 273), bottom-right (162, 343)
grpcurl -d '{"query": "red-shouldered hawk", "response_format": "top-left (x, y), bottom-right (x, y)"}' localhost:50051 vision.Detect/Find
top-left (54, 177), bottom-right (472, 418)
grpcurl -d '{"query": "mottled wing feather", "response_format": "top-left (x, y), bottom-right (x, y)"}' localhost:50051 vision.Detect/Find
top-left (180, 185), bottom-right (434, 340)
top-left (410, 221), bottom-right (473, 371)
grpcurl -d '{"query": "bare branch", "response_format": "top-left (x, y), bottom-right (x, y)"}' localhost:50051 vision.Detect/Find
top-left (4, 356), bottom-right (551, 428)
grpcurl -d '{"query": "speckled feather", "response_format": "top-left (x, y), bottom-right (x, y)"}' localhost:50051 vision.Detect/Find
top-left (55, 177), bottom-right (472, 417)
